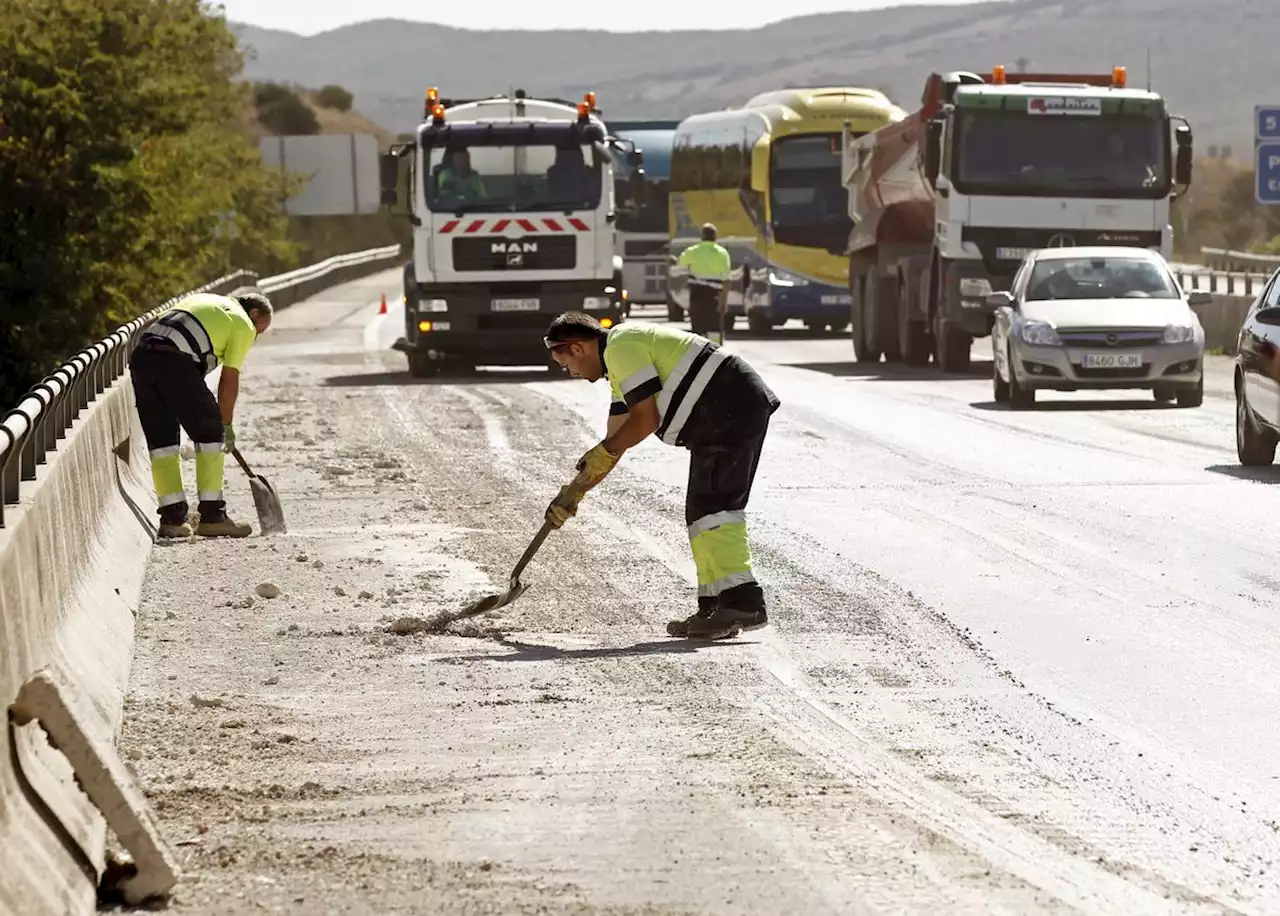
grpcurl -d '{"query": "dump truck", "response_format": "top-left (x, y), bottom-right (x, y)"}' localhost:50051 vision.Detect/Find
top-left (380, 89), bottom-right (645, 376)
top-left (842, 65), bottom-right (1193, 371)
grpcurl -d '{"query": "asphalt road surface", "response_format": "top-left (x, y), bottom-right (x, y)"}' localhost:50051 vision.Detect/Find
top-left (118, 273), bottom-right (1280, 915)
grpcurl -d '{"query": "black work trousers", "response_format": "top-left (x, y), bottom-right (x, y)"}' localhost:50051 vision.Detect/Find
top-left (688, 284), bottom-right (724, 343)
top-left (129, 343), bottom-right (226, 523)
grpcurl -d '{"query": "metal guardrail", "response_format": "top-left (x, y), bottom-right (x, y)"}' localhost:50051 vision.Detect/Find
top-left (1199, 246), bottom-right (1280, 275)
top-left (1170, 262), bottom-right (1274, 298)
top-left (0, 245), bottom-right (402, 527)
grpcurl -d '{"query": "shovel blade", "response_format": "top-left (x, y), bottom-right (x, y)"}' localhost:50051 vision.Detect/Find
top-left (455, 580), bottom-right (528, 620)
top-left (249, 475), bottom-right (287, 535)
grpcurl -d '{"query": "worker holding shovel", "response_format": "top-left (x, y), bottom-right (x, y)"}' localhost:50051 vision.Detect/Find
top-left (129, 290), bottom-right (273, 539)
top-left (543, 312), bottom-right (780, 640)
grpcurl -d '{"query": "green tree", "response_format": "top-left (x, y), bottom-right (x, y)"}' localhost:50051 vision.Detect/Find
top-left (253, 81), bottom-right (320, 135)
top-left (316, 84), bottom-right (354, 112)
top-left (0, 0), bottom-right (298, 406)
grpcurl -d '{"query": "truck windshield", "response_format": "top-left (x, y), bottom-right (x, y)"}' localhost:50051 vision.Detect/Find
top-left (769, 134), bottom-right (853, 250)
top-left (954, 111), bottom-right (1169, 198)
top-left (425, 144), bottom-right (602, 213)
top-left (1026, 256), bottom-right (1179, 301)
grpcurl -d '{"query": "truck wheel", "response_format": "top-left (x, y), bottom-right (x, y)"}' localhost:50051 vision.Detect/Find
top-left (851, 273), bottom-right (881, 363)
top-left (898, 281), bottom-right (930, 367)
top-left (934, 318), bottom-right (971, 373)
top-left (407, 353), bottom-right (437, 378)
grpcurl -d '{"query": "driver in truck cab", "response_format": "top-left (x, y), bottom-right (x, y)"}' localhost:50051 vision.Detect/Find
top-left (436, 148), bottom-right (486, 199)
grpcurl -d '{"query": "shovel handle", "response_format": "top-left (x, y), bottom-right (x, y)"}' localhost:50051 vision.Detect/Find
top-left (230, 447), bottom-right (255, 478)
top-left (507, 482), bottom-right (586, 585)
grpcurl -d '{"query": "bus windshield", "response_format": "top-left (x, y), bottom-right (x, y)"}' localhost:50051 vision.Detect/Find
top-left (769, 133), bottom-right (852, 250)
top-left (954, 111), bottom-right (1169, 198)
top-left (425, 144), bottom-right (602, 213)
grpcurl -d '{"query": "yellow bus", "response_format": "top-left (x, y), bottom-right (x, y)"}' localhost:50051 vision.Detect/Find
top-left (668, 88), bottom-right (906, 333)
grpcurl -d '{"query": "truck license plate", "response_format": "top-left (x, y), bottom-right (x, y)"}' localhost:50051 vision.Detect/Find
top-left (491, 298), bottom-right (540, 312)
top-left (1081, 353), bottom-right (1142, 369)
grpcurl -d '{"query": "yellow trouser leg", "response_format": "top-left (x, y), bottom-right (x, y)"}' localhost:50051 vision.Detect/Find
top-left (194, 443), bottom-right (225, 505)
top-left (150, 447), bottom-right (185, 510)
top-left (689, 519), bottom-right (754, 598)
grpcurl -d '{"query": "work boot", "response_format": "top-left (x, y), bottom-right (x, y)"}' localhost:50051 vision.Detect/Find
top-left (157, 521), bottom-right (192, 539)
top-left (666, 597), bottom-right (742, 640)
top-left (687, 585), bottom-right (769, 640)
top-left (195, 511), bottom-right (252, 538)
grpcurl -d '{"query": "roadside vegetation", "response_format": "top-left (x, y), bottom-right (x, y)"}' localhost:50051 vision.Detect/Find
top-left (0, 1), bottom-right (405, 407)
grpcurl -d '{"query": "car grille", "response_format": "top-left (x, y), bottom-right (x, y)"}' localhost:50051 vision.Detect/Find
top-left (453, 236), bottom-right (576, 271)
top-left (1059, 329), bottom-right (1162, 349)
top-left (1074, 365), bottom-right (1150, 379)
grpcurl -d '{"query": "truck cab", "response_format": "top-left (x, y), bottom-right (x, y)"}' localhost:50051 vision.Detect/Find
top-left (380, 89), bottom-right (645, 376)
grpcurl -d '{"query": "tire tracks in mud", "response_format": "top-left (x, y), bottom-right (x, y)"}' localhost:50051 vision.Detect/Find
top-left (353, 363), bottom-right (1267, 913)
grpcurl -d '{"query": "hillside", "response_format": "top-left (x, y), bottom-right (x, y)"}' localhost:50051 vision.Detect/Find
top-left (229, 0), bottom-right (1276, 156)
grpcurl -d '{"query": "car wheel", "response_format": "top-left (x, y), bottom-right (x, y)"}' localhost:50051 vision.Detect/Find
top-left (993, 351), bottom-right (1010, 403)
top-left (1008, 352), bottom-right (1035, 409)
top-left (1153, 385), bottom-right (1175, 403)
top-left (1176, 377), bottom-right (1203, 408)
top-left (1236, 382), bottom-right (1277, 466)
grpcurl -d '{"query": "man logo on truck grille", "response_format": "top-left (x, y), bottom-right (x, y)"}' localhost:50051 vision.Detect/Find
top-left (492, 241), bottom-right (538, 254)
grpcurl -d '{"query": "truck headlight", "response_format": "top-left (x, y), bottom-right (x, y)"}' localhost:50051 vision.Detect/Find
top-left (769, 269), bottom-right (808, 287)
top-left (959, 278), bottom-right (992, 297)
top-left (421, 298), bottom-right (448, 313)
top-left (1162, 324), bottom-right (1195, 344)
top-left (583, 296), bottom-right (611, 310)
top-left (1019, 320), bottom-right (1061, 346)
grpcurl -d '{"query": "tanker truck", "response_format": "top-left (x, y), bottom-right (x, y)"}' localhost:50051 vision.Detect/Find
top-left (841, 65), bottom-right (1193, 372)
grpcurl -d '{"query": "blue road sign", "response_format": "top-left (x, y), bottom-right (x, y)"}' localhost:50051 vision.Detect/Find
top-left (1257, 106), bottom-right (1280, 142)
top-left (1257, 142), bottom-right (1280, 204)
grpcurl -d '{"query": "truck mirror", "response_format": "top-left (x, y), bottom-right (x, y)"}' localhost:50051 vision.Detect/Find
top-left (1174, 124), bottom-right (1193, 186)
top-left (924, 120), bottom-right (943, 182)
top-left (628, 169), bottom-right (648, 207)
top-left (380, 152), bottom-right (400, 207)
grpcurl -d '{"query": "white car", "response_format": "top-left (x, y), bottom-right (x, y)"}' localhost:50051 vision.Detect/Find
top-left (986, 246), bottom-right (1211, 409)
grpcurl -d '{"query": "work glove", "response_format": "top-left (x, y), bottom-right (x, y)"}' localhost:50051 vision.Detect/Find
top-left (222, 423), bottom-right (236, 454)
top-left (574, 441), bottom-right (619, 491)
top-left (545, 485), bottom-right (582, 529)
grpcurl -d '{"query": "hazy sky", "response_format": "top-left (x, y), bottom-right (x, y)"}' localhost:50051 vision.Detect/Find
top-left (213, 0), bottom-right (987, 35)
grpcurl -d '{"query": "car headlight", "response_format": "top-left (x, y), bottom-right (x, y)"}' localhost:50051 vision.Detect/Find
top-left (768, 269), bottom-right (808, 287)
top-left (583, 296), bottom-right (611, 310)
top-left (959, 278), bottom-right (992, 297)
top-left (1162, 324), bottom-right (1195, 344)
top-left (1019, 320), bottom-right (1061, 346)
top-left (420, 298), bottom-right (448, 313)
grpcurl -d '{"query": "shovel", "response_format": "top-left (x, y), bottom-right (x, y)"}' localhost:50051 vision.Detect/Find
top-left (231, 448), bottom-right (287, 536)
top-left (449, 481), bottom-right (587, 623)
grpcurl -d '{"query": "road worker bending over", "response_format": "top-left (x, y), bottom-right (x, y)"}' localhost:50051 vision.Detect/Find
top-left (543, 312), bottom-right (780, 640)
top-left (677, 222), bottom-right (732, 344)
top-left (129, 291), bottom-right (273, 539)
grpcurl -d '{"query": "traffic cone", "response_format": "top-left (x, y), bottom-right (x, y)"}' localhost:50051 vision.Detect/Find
top-left (379, 293), bottom-right (387, 314)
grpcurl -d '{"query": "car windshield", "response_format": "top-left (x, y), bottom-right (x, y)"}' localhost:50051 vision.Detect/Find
top-left (425, 144), bottom-right (602, 213)
top-left (1026, 256), bottom-right (1179, 301)
top-left (769, 133), bottom-right (853, 249)
top-left (954, 111), bottom-right (1168, 198)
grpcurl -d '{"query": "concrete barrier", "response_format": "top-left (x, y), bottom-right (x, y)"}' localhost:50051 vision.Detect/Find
top-left (1192, 293), bottom-right (1255, 354)
top-left (0, 245), bottom-right (401, 913)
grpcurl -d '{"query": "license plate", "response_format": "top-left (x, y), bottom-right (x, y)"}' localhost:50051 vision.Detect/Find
top-left (821, 294), bottom-right (852, 305)
top-left (996, 247), bottom-right (1034, 261)
top-left (491, 297), bottom-right (540, 312)
top-left (1081, 352), bottom-right (1143, 369)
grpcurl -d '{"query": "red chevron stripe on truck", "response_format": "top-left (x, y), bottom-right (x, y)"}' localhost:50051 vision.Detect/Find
top-left (438, 217), bottom-right (591, 234)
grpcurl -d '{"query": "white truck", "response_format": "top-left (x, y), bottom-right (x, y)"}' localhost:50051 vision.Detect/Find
top-left (379, 89), bottom-right (645, 375)
top-left (842, 65), bottom-right (1194, 372)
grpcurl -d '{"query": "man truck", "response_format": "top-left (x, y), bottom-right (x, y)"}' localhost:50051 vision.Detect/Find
top-left (379, 89), bottom-right (645, 376)
top-left (842, 65), bottom-right (1193, 372)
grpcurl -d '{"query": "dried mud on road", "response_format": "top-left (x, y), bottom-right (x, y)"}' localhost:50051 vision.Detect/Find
top-left (114, 286), bottom-right (1279, 915)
